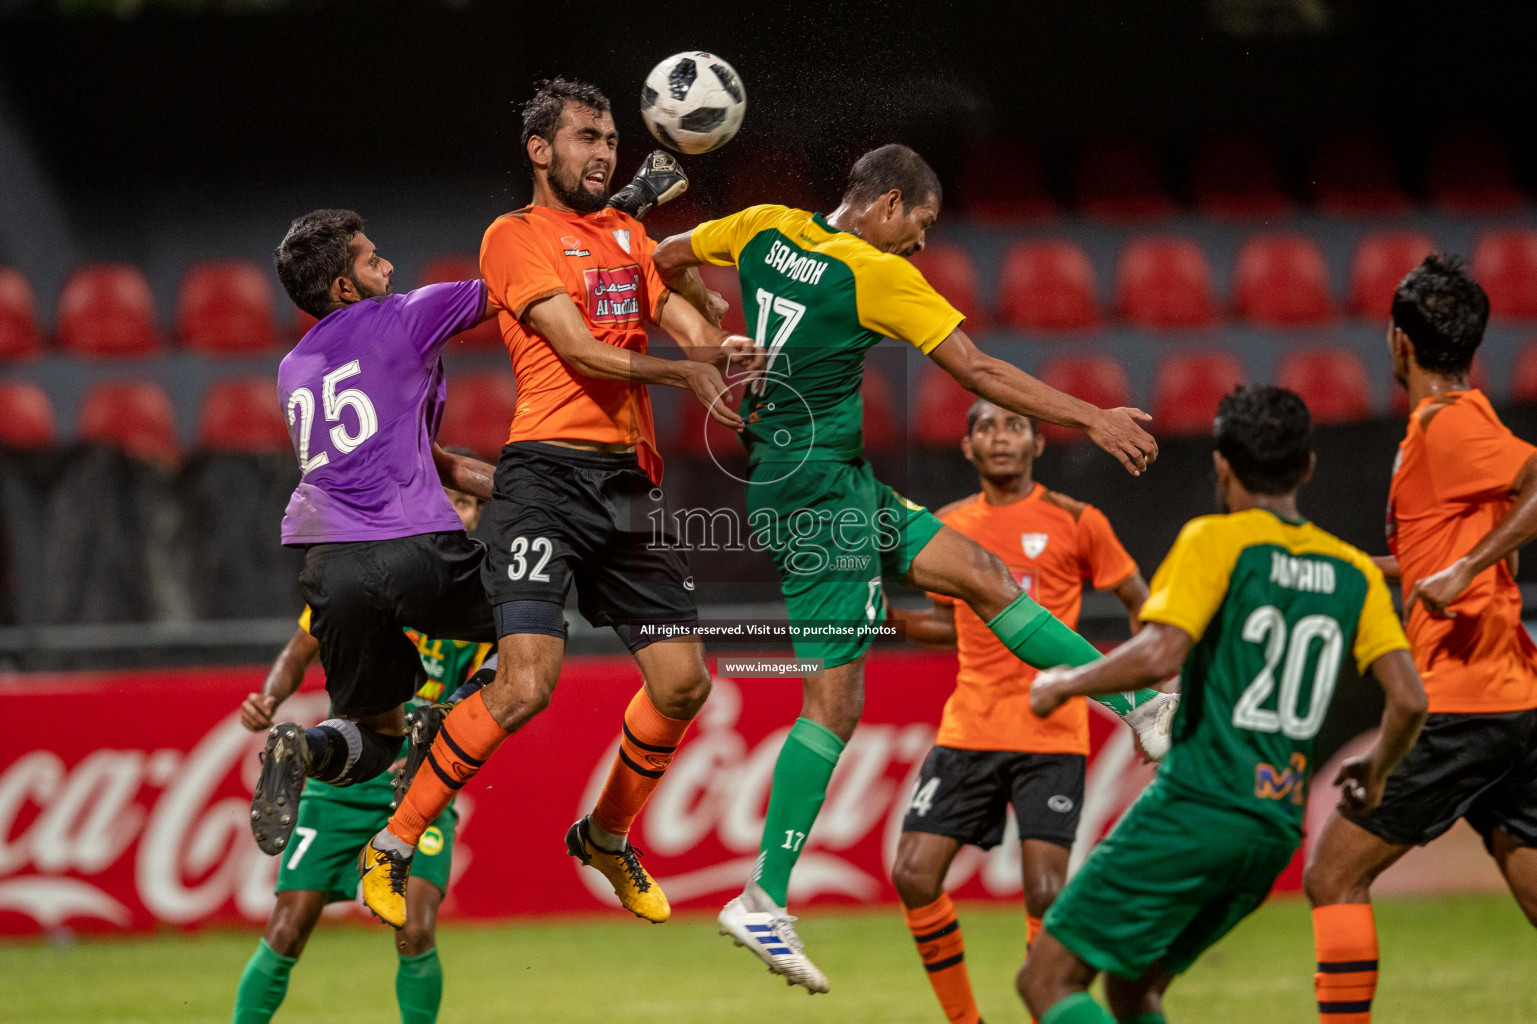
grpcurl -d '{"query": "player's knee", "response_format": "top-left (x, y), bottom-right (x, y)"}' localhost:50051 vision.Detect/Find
top-left (484, 665), bottom-right (557, 729)
top-left (652, 664), bottom-right (712, 719)
top-left (1023, 873), bottom-right (1064, 919)
top-left (263, 916), bottom-right (312, 958)
top-left (890, 853), bottom-right (943, 908)
top-left (396, 924), bottom-right (436, 958)
top-left (1302, 857), bottom-right (1351, 906)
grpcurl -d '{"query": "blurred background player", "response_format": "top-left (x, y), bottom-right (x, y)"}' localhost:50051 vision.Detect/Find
top-left (653, 142), bottom-right (1172, 992)
top-left (1303, 256), bottom-right (1537, 1024)
top-left (1017, 386), bottom-right (1427, 1024)
top-left (363, 78), bottom-right (763, 930)
top-left (230, 460), bottom-right (494, 1024)
top-left (887, 400), bottom-right (1149, 1024)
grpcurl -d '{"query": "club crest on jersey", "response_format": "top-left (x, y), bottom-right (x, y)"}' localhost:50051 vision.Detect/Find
top-left (1021, 533), bottom-right (1049, 558)
top-left (612, 229), bottom-right (631, 254)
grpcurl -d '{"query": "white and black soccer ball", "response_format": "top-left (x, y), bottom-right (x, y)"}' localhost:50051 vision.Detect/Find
top-left (640, 52), bottom-right (746, 155)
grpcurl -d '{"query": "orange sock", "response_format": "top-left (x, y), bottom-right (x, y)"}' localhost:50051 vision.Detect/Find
top-left (1313, 904), bottom-right (1378, 1024)
top-left (389, 691), bottom-right (508, 845)
top-left (591, 687), bottom-right (692, 838)
top-left (904, 894), bottom-right (980, 1024)
top-left (1024, 916), bottom-right (1043, 1024)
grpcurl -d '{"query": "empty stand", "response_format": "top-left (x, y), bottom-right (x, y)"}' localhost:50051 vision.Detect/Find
top-left (1473, 230), bottom-right (1537, 321)
top-left (58, 264), bottom-right (161, 358)
top-left (178, 260), bottom-right (279, 355)
top-left (1189, 136), bottom-right (1292, 219)
top-left (1073, 139), bottom-right (1175, 221)
top-left (1152, 351), bottom-right (1248, 435)
top-left (0, 381), bottom-right (56, 448)
top-left (0, 268), bottom-right (41, 360)
top-left (1426, 132), bottom-right (1526, 214)
top-left (1234, 234), bottom-right (1334, 326)
top-left (999, 240), bottom-right (1100, 331)
top-left (1310, 133), bottom-right (1411, 216)
top-left (1513, 344), bottom-right (1537, 404)
top-left (292, 307), bottom-right (319, 338)
top-left (914, 365), bottom-right (976, 447)
top-left (417, 256), bottom-right (501, 348)
top-left (910, 243), bottom-right (987, 332)
top-left (1037, 355), bottom-right (1132, 443)
top-left (1275, 349), bottom-right (1373, 424)
top-left (77, 381), bottom-right (179, 463)
top-left (956, 138), bottom-right (1058, 223)
top-left (1349, 232), bottom-right (1435, 319)
top-left (437, 373), bottom-right (519, 460)
top-left (197, 378), bottom-right (291, 453)
top-left (1116, 237), bottom-right (1218, 329)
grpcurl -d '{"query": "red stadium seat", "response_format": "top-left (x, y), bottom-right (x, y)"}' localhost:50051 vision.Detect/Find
top-left (178, 260), bottom-right (279, 355)
top-left (1189, 136), bottom-right (1292, 219)
top-left (437, 373), bottom-right (519, 460)
top-left (999, 241), bottom-right (1100, 332)
top-left (914, 365), bottom-right (975, 447)
top-left (57, 264), bottom-right (161, 358)
top-left (1116, 237), bottom-right (1219, 329)
top-left (1275, 349), bottom-right (1373, 425)
top-left (861, 365), bottom-right (902, 454)
top-left (957, 138), bottom-right (1058, 223)
top-left (697, 263), bottom-right (747, 336)
top-left (1512, 344), bottom-right (1537, 404)
top-left (0, 268), bottom-right (41, 360)
top-left (1426, 133), bottom-right (1526, 214)
top-left (1074, 139), bottom-right (1175, 221)
top-left (0, 382), bottom-right (55, 448)
top-left (77, 381), bottom-right (179, 464)
top-left (1473, 231), bottom-right (1537, 321)
top-left (1349, 232), bottom-right (1435, 319)
top-left (1234, 234), bottom-right (1335, 327)
top-left (1037, 355), bottom-right (1132, 443)
top-left (1152, 352), bottom-right (1248, 436)
top-left (418, 256), bottom-right (501, 348)
top-left (909, 243), bottom-right (987, 332)
top-left (197, 378), bottom-right (291, 453)
top-left (1310, 134), bottom-right (1411, 216)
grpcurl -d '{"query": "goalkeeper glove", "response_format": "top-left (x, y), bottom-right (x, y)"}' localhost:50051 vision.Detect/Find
top-left (607, 150), bottom-right (689, 220)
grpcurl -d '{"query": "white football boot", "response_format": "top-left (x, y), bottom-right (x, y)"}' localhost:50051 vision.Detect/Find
top-left (1126, 690), bottom-right (1179, 762)
top-left (718, 882), bottom-right (830, 994)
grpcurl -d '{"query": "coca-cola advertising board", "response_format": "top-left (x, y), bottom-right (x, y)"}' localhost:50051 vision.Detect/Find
top-left (3, 652), bottom-right (1194, 936)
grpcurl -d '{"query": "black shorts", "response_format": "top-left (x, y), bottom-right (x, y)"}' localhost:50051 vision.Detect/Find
top-left (901, 745), bottom-right (1086, 850)
top-left (1344, 708), bottom-right (1537, 849)
top-left (299, 531), bottom-right (495, 718)
top-left (481, 442), bottom-right (697, 641)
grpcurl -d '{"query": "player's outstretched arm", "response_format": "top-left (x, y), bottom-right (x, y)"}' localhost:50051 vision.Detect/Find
top-left (432, 443), bottom-right (494, 502)
top-left (928, 330), bottom-right (1158, 476)
top-left (654, 285), bottom-right (766, 376)
top-left (1405, 452), bottom-right (1537, 618)
top-left (887, 601), bottom-right (957, 648)
top-left (241, 626), bottom-right (320, 731)
top-left (653, 229), bottom-right (731, 330)
top-left (524, 292), bottom-right (745, 431)
top-left (1028, 621), bottom-right (1190, 718)
top-left (1335, 650), bottom-right (1428, 814)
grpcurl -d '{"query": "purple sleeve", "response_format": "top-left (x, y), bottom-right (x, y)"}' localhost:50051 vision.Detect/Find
top-left (394, 280), bottom-right (488, 358)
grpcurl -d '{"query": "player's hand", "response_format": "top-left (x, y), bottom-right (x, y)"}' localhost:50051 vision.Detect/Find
top-left (1402, 557), bottom-right (1474, 621)
top-left (719, 333), bottom-right (767, 375)
top-left (606, 150), bottom-right (689, 220)
top-left (682, 362), bottom-right (745, 432)
top-left (240, 693), bottom-right (279, 732)
top-left (705, 289), bottom-right (731, 328)
top-left (1087, 407), bottom-right (1158, 477)
top-left (1334, 755), bottom-right (1387, 814)
top-left (1029, 667), bottom-right (1075, 718)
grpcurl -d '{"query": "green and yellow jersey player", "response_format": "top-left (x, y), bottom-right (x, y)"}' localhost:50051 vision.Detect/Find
top-left (654, 143), bottom-right (1171, 992)
top-left (230, 460), bottom-right (492, 1024)
top-left (1017, 387), bottom-right (1428, 1024)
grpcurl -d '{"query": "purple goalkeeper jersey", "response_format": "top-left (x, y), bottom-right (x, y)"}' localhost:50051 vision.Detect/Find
top-left (277, 280), bottom-right (487, 546)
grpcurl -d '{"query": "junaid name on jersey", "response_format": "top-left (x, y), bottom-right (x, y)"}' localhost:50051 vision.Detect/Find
top-left (1269, 551), bottom-right (1337, 594)
top-left (764, 239), bottom-right (829, 285)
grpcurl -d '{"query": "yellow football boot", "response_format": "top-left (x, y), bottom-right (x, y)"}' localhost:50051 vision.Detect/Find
top-left (357, 835), bottom-right (412, 929)
top-left (565, 815), bottom-right (670, 923)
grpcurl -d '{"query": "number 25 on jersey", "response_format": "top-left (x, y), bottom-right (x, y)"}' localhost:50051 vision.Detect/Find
top-left (287, 360), bottom-right (379, 474)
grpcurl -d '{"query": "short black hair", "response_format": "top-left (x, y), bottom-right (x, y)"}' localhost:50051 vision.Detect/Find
top-left (521, 77), bottom-right (612, 157)
top-left (274, 209), bottom-right (365, 320)
top-left (966, 398), bottom-right (1036, 436)
top-left (1390, 254), bottom-right (1489, 375)
top-left (1214, 385), bottom-right (1313, 495)
top-left (842, 144), bottom-right (942, 210)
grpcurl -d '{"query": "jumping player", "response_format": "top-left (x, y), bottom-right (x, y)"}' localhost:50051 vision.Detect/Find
top-left (230, 464), bottom-right (492, 1024)
top-left (1303, 256), bottom-right (1537, 1024)
top-left (652, 143), bottom-right (1174, 990)
top-left (888, 401), bottom-right (1149, 1024)
top-left (1017, 386), bottom-right (1427, 1024)
top-left (362, 78), bottom-right (762, 929)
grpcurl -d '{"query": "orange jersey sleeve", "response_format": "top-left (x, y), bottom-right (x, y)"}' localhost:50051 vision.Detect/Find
top-left (1077, 504), bottom-right (1139, 591)
top-left (480, 214), bottom-right (568, 319)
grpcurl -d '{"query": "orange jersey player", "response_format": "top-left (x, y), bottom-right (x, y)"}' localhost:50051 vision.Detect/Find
top-left (886, 399), bottom-right (1149, 1024)
top-left (1305, 255), bottom-right (1537, 1024)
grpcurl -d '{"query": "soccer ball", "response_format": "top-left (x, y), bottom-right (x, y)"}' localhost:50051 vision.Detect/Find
top-left (640, 52), bottom-right (746, 155)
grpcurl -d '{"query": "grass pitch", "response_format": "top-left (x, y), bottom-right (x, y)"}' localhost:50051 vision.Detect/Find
top-left (5, 894), bottom-right (1534, 1023)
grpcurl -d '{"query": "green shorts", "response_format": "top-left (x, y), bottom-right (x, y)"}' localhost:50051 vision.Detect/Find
top-left (275, 781), bottom-right (457, 903)
top-left (748, 458), bottom-right (944, 668)
top-left (1044, 781), bottom-right (1296, 979)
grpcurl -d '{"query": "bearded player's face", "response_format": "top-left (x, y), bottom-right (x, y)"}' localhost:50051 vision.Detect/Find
top-left (547, 103), bottom-right (617, 214)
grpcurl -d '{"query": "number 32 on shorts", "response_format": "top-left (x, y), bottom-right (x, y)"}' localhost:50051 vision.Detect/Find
top-left (506, 535), bottom-right (555, 582)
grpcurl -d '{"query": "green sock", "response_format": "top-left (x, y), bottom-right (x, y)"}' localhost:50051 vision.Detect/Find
top-left (396, 947), bottom-right (443, 1024)
top-left (753, 717), bottom-right (845, 906)
top-left (231, 939), bottom-right (296, 1024)
top-left (1129, 1013), bottom-right (1168, 1024)
top-left (1040, 991), bottom-right (1116, 1024)
top-left (986, 593), bottom-right (1159, 717)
